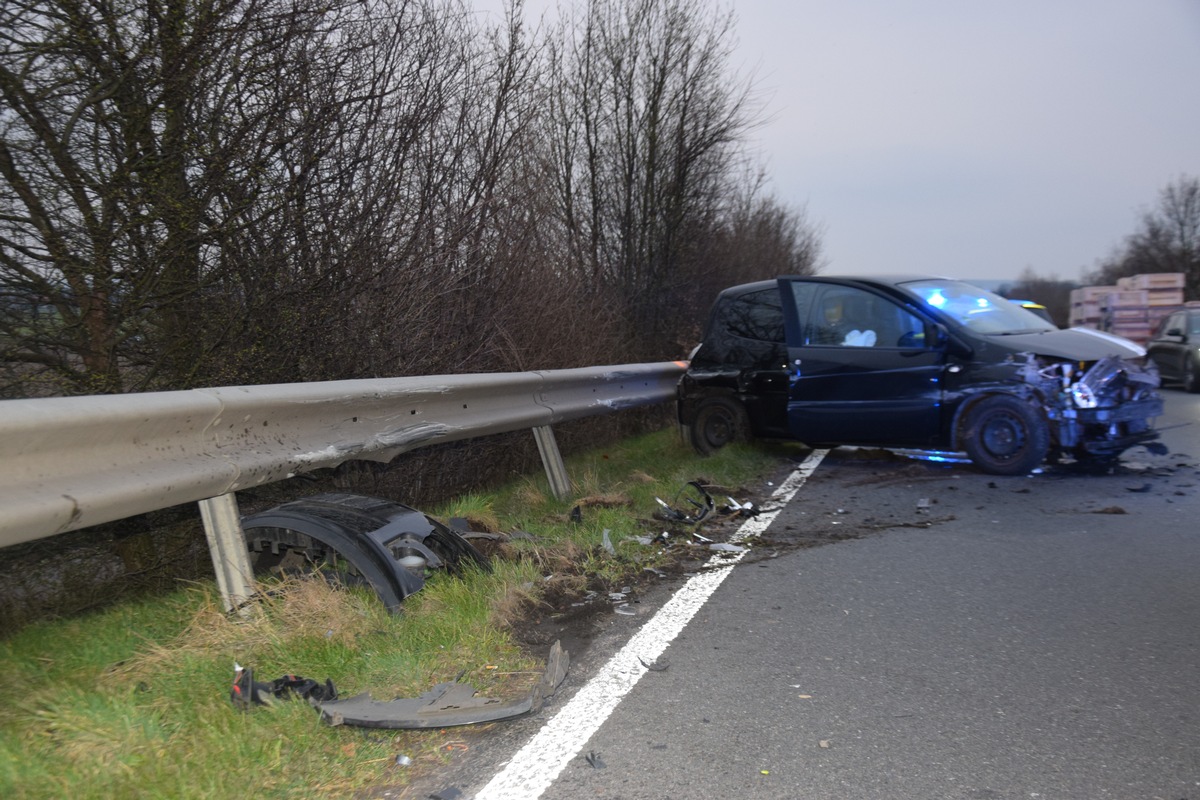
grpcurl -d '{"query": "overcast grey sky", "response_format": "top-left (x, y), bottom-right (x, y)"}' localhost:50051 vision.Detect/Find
top-left (485, 1), bottom-right (1200, 282)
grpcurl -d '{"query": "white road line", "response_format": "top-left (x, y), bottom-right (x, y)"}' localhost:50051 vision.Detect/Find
top-left (473, 449), bottom-right (829, 800)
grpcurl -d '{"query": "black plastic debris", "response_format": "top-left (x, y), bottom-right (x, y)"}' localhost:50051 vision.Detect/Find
top-left (241, 493), bottom-right (489, 613)
top-left (584, 751), bottom-right (607, 769)
top-left (230, 664), bottom-right (338, 709)
top-left (638, 656), bottom-right (669, 672)
top-left (717, 496), bottom-right (759, 518)
top-left (316, 641), bottom-right (569, 729)
top-left (1126, 483), bottom-right (1153, 493)
top-left (654, 481), bottom-right (715, 524)
top-left (429, 789), bottom-right (462, 800)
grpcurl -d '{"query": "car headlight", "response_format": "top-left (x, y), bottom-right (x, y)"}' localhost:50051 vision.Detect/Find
top-left (1070, 383), bottom-right (1098, 409)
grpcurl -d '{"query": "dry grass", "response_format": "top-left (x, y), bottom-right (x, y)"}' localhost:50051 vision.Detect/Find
top-left (107, 577), bottom-right (381, 688)
top-left (576, 492), bottom-right (633, 508)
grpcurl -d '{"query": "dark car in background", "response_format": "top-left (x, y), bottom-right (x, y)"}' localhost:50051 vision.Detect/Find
top-left (1146, 306), bottom-right (1200, 393)
top-left (677, 275), bottom-right (1164, 475)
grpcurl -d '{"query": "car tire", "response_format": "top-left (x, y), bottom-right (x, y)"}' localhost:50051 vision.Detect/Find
top-left (1184, 355), bottom-right (1200, 394)
top-left (688, 396), bottom-right (750, 456)
top-left (962, 395), bottom-right (1049, 476)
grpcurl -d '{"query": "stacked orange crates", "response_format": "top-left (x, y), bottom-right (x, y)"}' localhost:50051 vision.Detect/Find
top-left (1068, 273), bottom-right (1186, 345)
top-left (1117, 273), bottom-right (1186, 338)
top-left (1103, 288), bottom-right (1151, 343)
top-left (1068, 285), bottom-right (1116, 328)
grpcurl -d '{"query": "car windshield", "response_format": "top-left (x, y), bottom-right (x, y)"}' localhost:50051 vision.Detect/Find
top-left (902, 279), bottom-right (1057, 335)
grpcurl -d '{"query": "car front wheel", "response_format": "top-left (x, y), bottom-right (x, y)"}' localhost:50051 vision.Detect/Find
top-left (688, 396), bottom-right (750, 456)
top-left (962, 395), bottom-right (1049, 476)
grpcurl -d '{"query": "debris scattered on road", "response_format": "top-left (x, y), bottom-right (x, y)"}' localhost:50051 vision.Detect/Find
top-left (396, 754), bottom-right (412, 767)
top-left (719, 496), bottom-right (759, 517)
top-left (614, 604), bottom-right (636, 616)
top-left (428, 789), bottom-right (462, 800)
top-left (708, 542), bottom-right (746, 553)
top-left (1092, 506), bottom-right (1128, 515)
top-left (1126, 483), bottom-right (1152, 493)
top-left (638, 656), bottom-right (669, 672)
top-left (818, 740), bottom-right (831, 749)
top-left (585, 751), bottom-right (606, 769)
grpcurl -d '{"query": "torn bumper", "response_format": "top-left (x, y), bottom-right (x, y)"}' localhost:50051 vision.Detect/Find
top-left (316, 641), bottom-right (569, 729)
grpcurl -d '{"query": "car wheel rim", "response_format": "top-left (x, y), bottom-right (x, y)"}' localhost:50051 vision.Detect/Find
top-left (704, 414), bottom-right (733, 447)
top-left (981, 413), bottom-right (1025, 459)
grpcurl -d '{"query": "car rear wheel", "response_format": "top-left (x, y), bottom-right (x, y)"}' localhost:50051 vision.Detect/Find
top-left (962, 395), bottom-right (1049, 475)
top-left (688, 396), bottom-right (750, 456)
top-left (1184, 355), bottom-right (1200, 393)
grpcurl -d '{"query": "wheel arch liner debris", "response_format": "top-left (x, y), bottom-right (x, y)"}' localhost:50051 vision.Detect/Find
top-left (241, 492), bottom-right (489, 612)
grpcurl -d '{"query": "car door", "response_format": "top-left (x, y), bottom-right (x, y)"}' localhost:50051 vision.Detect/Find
top-left (778, 278), bottom-right (945, 446)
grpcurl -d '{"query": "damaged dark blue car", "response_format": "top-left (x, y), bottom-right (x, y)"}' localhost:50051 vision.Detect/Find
top-left (678, 275), bottom-right (1164, 475)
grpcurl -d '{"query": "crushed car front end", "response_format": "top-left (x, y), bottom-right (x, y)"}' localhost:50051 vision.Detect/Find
top-left (994, 350), bottom-right (1164, 460)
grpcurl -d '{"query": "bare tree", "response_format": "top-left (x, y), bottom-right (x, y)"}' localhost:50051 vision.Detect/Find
top-left (1088, 175), bottom-right (1200, 300)
top-left (541, 0), bottom-right (767, 355)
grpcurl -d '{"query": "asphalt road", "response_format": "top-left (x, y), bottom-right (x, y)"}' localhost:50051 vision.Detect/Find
top-left (401, 391), bottom-right (1200, 800)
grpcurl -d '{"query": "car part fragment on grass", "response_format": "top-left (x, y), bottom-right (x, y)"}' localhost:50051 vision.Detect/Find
top-left (230, 664), bottom-right (338, 709)
top-left (657, 480), bottom-right (760, 526)
top-left (316, 640), bottom-right (569, 729)
top-left (240, 493), bottom-right (489, 613)
top-left (654, 481), bottom-right (714, 524)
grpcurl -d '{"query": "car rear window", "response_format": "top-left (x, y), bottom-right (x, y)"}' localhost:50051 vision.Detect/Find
top-left (720, 289), bottom-right (785, 343)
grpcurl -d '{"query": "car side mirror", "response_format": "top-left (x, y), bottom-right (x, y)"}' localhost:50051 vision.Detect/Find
top-left (930, 322), bottom-right (972, 358)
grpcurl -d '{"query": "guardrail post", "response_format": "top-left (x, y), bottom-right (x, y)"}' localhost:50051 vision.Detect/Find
top-left (532, 425), bottom-right (571, 500)
top-left (197, 493), bottom-right (257, 616)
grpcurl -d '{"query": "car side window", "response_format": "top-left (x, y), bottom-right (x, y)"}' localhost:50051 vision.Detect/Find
top-left (1160, 312), bottom-right (1184, 337)
top-left (798, 285), bottom-right (928, 348)
top-left (723, 289), bottom-right (785, 343)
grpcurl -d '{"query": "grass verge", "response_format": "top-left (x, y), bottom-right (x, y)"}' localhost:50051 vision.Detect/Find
top-left (0, 428), bottom-right (799, 799)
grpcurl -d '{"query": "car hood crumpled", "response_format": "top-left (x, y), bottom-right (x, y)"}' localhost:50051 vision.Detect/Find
top-left (985, 327), bottom-right (1146, 361)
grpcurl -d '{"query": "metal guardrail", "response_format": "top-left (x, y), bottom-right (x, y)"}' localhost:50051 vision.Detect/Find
top-left (0, 362), bottom-right (686, 608)
top-left (1, 362), bottom-right (685, 547)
